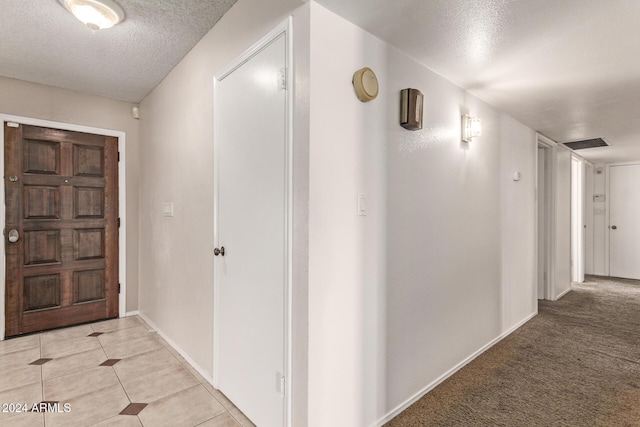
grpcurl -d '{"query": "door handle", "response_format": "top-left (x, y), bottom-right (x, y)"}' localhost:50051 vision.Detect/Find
top-left (611, 225), bottom-right (617, 230)
top-left (214, 246), bottom-right (225, 256)
top-left (8, 229), bottom-right (19, 243)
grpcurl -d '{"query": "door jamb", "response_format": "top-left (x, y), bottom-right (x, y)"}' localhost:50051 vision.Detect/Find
top-left (570, 154), bottom-right (585, 283)
top-left (536, 133), bottom-right (557, 300)
top-left (0, 114), bottom-right (127, 340)
top-left (584, 162), bottom-right (594, 275)
top-left (212, 17), bottom-right (293, 427)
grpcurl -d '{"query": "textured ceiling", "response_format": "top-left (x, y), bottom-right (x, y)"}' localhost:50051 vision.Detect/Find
top-left (4, 0), bottom-right (640, 163)
top-left (0, 0), bottom-right (237, 103)
top-left (316, 0), bottom-right (640, 164)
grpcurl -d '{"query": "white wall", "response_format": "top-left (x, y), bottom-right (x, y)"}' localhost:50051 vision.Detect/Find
top-left (0, 77), bottom-right (140, 312)
top-left (308, 4), bottom-right (537, 425)
top-left (500, 116), bottom-right (537, 330)
top-left (137, 0), bottom-right (310, 424)
top-left (309, 5), bottom-right (387, 425)
top-left (554, 148), bottom-right (572, 297)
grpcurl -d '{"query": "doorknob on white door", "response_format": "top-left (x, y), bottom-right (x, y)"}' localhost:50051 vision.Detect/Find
top-left (214, 246), bottom-right (225, 256)
top-left (611, 225), bottom-right (617, 230)
top-left (8, 229), bottom-right (19, 242)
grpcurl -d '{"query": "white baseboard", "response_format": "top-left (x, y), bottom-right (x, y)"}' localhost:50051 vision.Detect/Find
top-left (124, 310), bottom-right (140, 317)
top-left (554, 287), bottom-right (571, 301)
top-left (503, 311), bottom-right (538, 336)
top-left (136, 312), bottom-right (215, 385)
top-left (372, 310), bottom-right (538, 427)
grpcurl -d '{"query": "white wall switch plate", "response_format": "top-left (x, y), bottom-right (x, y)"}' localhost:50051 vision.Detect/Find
top-left (357, 193), bottom-right (366, 216)
top-left (162, 202), bottom-right (174, 217)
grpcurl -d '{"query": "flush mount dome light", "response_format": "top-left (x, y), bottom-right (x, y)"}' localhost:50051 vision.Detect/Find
top-left (60, 0), bottom-right (124, 30)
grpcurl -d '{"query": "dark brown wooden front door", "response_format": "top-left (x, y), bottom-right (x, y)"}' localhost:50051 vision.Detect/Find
top-left (4, 123), bottom-right (119, 336)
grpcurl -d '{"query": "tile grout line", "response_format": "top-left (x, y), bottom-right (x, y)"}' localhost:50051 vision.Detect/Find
top-left (92, 317), bottom-right (189, 425)
top-left (40, 333), bottom-right (47, 427)
top-left (94, 322), bottom-right (135, 411)
top-left (53, 321), bottom-right (138, 425)
top-left (161, 341), bottom-right (234, 415)
top-left (139, 318), bottom-right (246, 424)
top-left (111, 364), bottom-right (133, 404)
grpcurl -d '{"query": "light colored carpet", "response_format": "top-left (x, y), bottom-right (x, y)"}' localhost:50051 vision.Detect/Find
top-left (386, 275), bottom-right (640, 426)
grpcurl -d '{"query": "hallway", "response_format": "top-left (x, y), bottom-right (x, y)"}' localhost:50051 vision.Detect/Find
top-left (387, 276), bottom-right (640, 426)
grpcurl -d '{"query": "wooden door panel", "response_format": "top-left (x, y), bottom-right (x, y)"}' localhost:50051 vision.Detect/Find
top-left (23, 140), bottom-right (60, 175)
top-left (74, 145), bottom-right (104, 177)
top-left (74, 270), bottom-right (105, 303)
top-left (74, 229), bottom-right (105, 260)
top-left (23, 230), bottom-right (62, 265)
top-left (4, 123), bottom-right (118, 336)
top-left (24, 275), bottom-right (61, 311)
top-left (24, 185), bottom-right (60, 219)
top-left (75, 187), bottom-right (104, 218)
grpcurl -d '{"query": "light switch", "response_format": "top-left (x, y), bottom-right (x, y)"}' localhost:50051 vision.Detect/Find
top-left (513, 172), bottom-right (522, 181)
top-left (357, 194), bottom-right (366, 216)
top-left (162, 202), bottom-right (174, 217)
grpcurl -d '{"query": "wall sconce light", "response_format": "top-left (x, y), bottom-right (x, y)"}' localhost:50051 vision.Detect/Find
top-left (462, 114), bottom-right (481, 143)
top-left (59, 0), bottom-right (125, 31)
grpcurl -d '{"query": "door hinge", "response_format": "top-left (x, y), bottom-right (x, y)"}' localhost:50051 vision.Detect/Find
top-left (6, 122), bottom-right (19, 128)
top-left (278, 68), bottom-right (287, 91)
top-left (280, 375), bottom-right (285, 398)
top-left (117, 218), bottom-right (121, 228)
top-left (118, 283), bottom-right (121, 294)
top-left (117, 152), bottom-right (120, 162)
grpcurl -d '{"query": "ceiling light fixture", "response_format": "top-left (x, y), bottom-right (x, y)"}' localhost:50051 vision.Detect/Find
top-left (59, 0), bottom-right (124, 31)
top-left (462, 114), bottom-right (482, 143)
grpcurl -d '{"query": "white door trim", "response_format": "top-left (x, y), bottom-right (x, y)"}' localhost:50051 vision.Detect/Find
top-left (212, 17), bottom-right (293, 427)
top-left (605, 161), bottom-right (640, 277)
top-left (0, 114), bottom-right (127, 340)
top-left (570, 154), bottom-right (585, 283)
top-left (584, 163), bottom-right (594, 275)
top-left (536, 133), bottom-right (556, 300)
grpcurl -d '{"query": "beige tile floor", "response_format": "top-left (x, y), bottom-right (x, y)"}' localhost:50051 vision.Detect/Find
top-left (0, 316), bottom-right (255, 427)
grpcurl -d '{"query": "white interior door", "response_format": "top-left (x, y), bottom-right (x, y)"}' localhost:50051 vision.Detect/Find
top-left (609, 164), bottom-right (640, 279)
top-left (214, 33), bottom-right (288, 427)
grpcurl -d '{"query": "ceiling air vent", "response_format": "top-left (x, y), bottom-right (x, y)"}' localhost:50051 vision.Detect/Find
top-left (562, 138), bottom-right (609, 150)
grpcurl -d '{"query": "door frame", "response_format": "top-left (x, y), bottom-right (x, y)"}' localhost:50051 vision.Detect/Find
top-left (605, 161), bottom-right (640, 276)
top-left (570, 154), bottom-right (585, 283)
top-left (212, 18), bottom-right (293, 427)
top-left (536, 133), bottom-right (556, 300)
top-left (584, 162), bottom-right (594, 275)
top-left (0, 114), bottom-right (127, 340)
